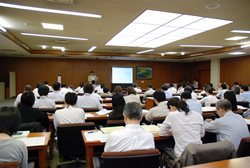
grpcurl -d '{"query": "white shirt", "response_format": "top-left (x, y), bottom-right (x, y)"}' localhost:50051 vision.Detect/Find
top-left (124, 94), bottom-right (141, 104)
top-left (45, 84), bottom-right (54, 92)
top-left (104, 124), bottom-right (155, 152)
top-left (186, 99), bottom-right (202, 114)
top-left (14, 92), bottom-right (38, 107)
top-left (74, 87), bottom-right (84, 93)
top-left (159, 110), bottom-right (205, 157)
top-left (145, 101), bottom-right (169, 122)
top-left (236, 94), bottom-right (245, 101)
top-left (216, 89), bottom-right (228, 99)
top-left (33, 88), bottom-right (40, 98)
top-left (143, 88), bottom-right (155, 103)
top-left (94, 85), bottom-right (103, 94)
top-left (134, 87), bottom-right (142, 93)
top-left (191, 92), bottom-right (198, 101)
top-left (33, 96), bottom-right (56, 108)
top-left (199, 95), bottom-right (218, 107)
top-left (168, 87), bottom-right (177, 94)
top-left (48, 91), bottom-right (64, 101)
top-left (75, 94), bottom-right (103, 110)
top-left (91, 93), bottom-right (103, 102)
top-left (53, 106), bottom-right (85, 129)
top-left (177, 88), bottom-right (184, 94)
top-left (60, 88), bottom-right (74, 95)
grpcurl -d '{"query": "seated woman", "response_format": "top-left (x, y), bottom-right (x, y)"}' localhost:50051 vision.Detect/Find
top-left (113, 85), bottom-right (125, 96)
top-left (109, 93), bottom-right (125, 120)
top-left (224, 91), bottom-right (237, 111)
top-left (124, 86), bottom-right (141, 104)
top-left (18, 92), bottom-right (50, 130)
top-left (0, 107), bottom-right (28, 167)
top-left (159, 97), bottom-right (205, 157)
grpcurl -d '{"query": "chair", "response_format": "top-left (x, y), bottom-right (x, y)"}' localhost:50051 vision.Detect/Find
top-left (210, 103), bottom-right (216, 107)
top-left (0, 161), bottom-right (20, 168)
top-left (237, 137), bottom-right (250, 157)
top-left (55, 101), bottom-right (65, 104)
top-left (106, 120), bottom-right (125, 127)
top-left (39, 108), bottom-right (56, 113)
top-left (56, 122), bottom-right (95, 167)
top-left (152, 116), bottom-right (166, 125)
top-left (237, 101), bottom-right (249, 107)
top-left (83, 108), bottom-right (99, 112)
top-left (18, 122), bottom-right (42, 132)
top-left (100, 149), bottom-right (160, 168)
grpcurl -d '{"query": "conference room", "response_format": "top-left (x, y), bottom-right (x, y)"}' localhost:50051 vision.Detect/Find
top-left (0, 0), bottom-right (250, 168)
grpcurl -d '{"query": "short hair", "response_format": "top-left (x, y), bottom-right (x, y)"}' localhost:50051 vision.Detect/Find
top-left (123, 102), bottom-right (142, 120)
top-left (44, 81), bottom-right (49, 85)
top-left (97, 82), bottom-right (101, 85)
top-left (90, 71), bottom-right (94, 73)
top-left (161, 84), bottom-right (168, 91)
top-left (184, 86), bottom-right (193, 93)
top-left (147, 83), bottom-right (153, 88)
top-left (126, 86), bottom-right (136, 95)
top-left (169, 83), bottom-right (174, 87)
top-left (0, 107), bottom-right (21, 136)
top-left (114, 85), bottom-right (122, 93)
top-left (53, 82), bottom-right (61, 91)
top-left (181, 83), bottom-right (187, 88)
top-left (209, 83), bottom-right (213, 88)
top-left (91, 80), bottom-right (96, 84)
top-left (24, 85), bottom-right (32, 92)
top-left (248, 84), bottom-right (250, 87)
top-left (79, 82), bottom-right (84, 88)
top-left (153, 90), bottom-right (166, 102)
top-left (38, 86), bottom-right (49, 96)
top-left (181, 91), bottom-right (192, 99)
top-left (221, 84), bottom-right (227, 89)
top-left (68, 85), bottom-right (74, 90)
top-left (132, 83), bottom-right (138, 87)
top-left (111, 93), bottom-right (125, 119)
top-left (241, 85), bottom-right (248, 91)
top-left (101, 84), bottom-right (105, 89)
top-left (167, 97), bottom-right (190, 115)
top-left (65, 92), bottom-right (77, 105)
top-left (36, 81), bottom-right (44, 88)
top-left (224, 91), bottom-right (237, 111)
top-left (103, 86), bottom-right (109, 93)
top-left (84, 83), bottom-right (94, 93)
top-left (231, 86), bottom-right (240, 94)
top-left (206, 87), bottom-right (213, 95)
top-left (61, 83), bottom-right (67, 88)
top-left (234, 82), bottom-right (239, 85)
top-left (21, 92), bottom-right (35, 107)
top-left (216, 99), bottom-right (232, 111)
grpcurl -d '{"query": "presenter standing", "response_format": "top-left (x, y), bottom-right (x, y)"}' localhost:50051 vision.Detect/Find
top-left (88, 71), bottom-right (98, 83)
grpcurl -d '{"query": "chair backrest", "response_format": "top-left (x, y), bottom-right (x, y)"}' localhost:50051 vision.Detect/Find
top-left (237, 101), bottom-right (249, 107)
top-left (39, 108), bottom-right (57, 113)
top-left (55, 101), bottom-right (65, 104)
top-left (237, 137), bottom-right (250, 157)
top-left (77, 93), bottom-right (84, 96)
top-left (0, 161), bottom-right (20, 168)
top-left (152, 116), bottom-right (166, 125)
top-left (57, 122), bottom-right (95, 156)
top-left (83, 108), bottom-right (99, 112)
top-left (106, 120), bottom-right (125, 127)
top-left (210, 103), bottom-right (216, 107)
top-left (202, 112), bottom-right (216, 120)
top-left (18, 122), bottom-right (42, 132)
top-left (100, 149), bottom-right (160, 168)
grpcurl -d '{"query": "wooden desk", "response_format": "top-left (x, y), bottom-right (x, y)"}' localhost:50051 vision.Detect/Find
top-left (28, 132), bottom-right (51, 168)
top-left (183, 156), bottom-right (250, 168)
top-left (56, 103), bottom-right (113, 110)
top-left (81, 130), bottom-right (171, 168)
top-left (146, 97), bottom-right (154, 110)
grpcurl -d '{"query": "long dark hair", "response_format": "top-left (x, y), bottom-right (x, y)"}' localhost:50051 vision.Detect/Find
top-left (167, 97), bottom-right (190, 115)
top-left (224, 91), bottom-right (237, 111)
top-left (109, 93), bottom-right (125, 120)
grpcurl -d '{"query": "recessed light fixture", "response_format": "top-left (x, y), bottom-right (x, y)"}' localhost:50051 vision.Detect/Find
top-left (41, 45), bottom-right (46, 49)
top-left (21, 33), bottom-right (88, 40)
top-left (205, 4), bottom-right (220, 9)
top-left (136, 49), bottom-right (154, 54)
top-left (228, 52), bottom-right (246, 55)
top-left (225, 36), bottom-right (248, 40)
top-left (181, 52), bottom-right (185, 55)
top-left (161, 53), bottom-right (164, 56)
top-left (0, 2), bottom-right (102, 18)
top-left (190, 53), bottom-right (204, 56)
top-left (52, 46), bottom-right (65, 52)
top-left (241, 44), bottom-right (250, 48)
top-left (0, 25), bottom-right (7, 32)
top-left (42, 23), bottom-right (63, 30)
top-left (231, 30), bottom-right (250, 34)
top-left (88, 46), bottom-right (97, 52)
top-left (180, 45), bottom-right (223, 48)
top-left (165, 52), bottom-right (177, 54)
top-left (106, 9), bottom-right (232, 48)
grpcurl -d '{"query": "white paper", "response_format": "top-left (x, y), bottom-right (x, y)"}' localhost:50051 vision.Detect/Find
top-left (85, 113), bottom-right (95, 119)
top-left (84, 131), bottom-right (108, 142)
top-left (105, 98), bottom-right (112, 100)
top-left (237, 105), bottom-right (248, 110)
top-left (56, 105), bottom-right (63, 107)
top-left (17, 137), bottom-right (45, 147)
top-left (142, 109), bottom-right (149, 114)
top-left (96, 109), bottom-right (111, 115)
top-left (202, 107), bottom-right (216, 111)
top-left (244, 119), bottom-right (250, 125)
top-left (101, 104), bottom-right (108, 106)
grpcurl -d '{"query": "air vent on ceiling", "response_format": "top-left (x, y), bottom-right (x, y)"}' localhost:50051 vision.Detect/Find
top-left (0, 49), bottom-right (16, 52)
top-left (55, 40), bottom-right (70, 44)
top-left (47, 0), bottom-right (73, 4)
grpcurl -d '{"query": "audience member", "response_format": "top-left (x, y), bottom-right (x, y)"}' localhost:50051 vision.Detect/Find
top-left (91, 80), bottom-right (97, 89)
top-left (177, 83), bottom-right (186, 94)
top-left (224, 82), bottom-right (230, 90)
top-left (184, 86), bottom-right (198, 101)
top-left (168, 83), bottom-right (177, 94)
top-left (60, 84), bottom-right (74, 95)
top-left (216, 83), bottom-right (228, 99)
top-left (109, 93), bottom-right (125, 120)
top-left (224, 91), bottom-right (237, 111)
top-left (48, 82), bottom-right (64, 101)
top-left (142, 83), bottom-right (155, 103)
top-left (33, 86), bottom-right (56, 108)
top-left (231, 86), bottom-right (245, 101)
top-left (240, 85), bottom-right (250, 107)
top-left (100, 86), bottom-right (112, 97)
top-left (193, 78), bottom-right (199, 89)
top-left (33, 81), bottom-right (44, 98)
top-left (94, 82), bottom-right (103, 94)
top-left (124, 87), bottom-right (141, 104)
top-left (181, 91), bottom-right (202, 114)
top-left (14, 85), bottom-right (34, 107)
top-left (199, 84), bottom-right (209, 96)
top-left (132, 83), bottom-right (142, 92)
top-left (199, 87), bottom-right (218, 107)
top-left (74, 82), bottom-right (84, 94)
top-left (44, 81), bottom-right (54, 92)
top-left (234, 82), bottom-right (239, 87)
top-left (161, 84), bottom-right (172, 99)
top-left (113, 85), bottom-right (123, 94)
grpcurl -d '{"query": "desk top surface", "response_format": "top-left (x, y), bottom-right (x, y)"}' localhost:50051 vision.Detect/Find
top-left (27, 132), bottom-right (51, 148)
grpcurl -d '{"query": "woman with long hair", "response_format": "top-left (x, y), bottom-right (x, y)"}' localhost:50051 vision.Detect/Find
top-left (109, 93), bottom-right (125, 120)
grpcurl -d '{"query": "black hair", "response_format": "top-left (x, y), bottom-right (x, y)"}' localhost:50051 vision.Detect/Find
top-left (21, 92), bottom-right (35, 107)
top-left (79, 82), bottom-right (84, 88)
top-left (241, 85), bottom-right (248, 91)
top-left (161, 84), bottom-right (168, 91)
top-left (38, 86), bottom-right (49, 96)
top-left (36, 81), bottom-right (44, 88)
top-left (53, 82), bottom-right (61, 91)
top-left (0, 107), bottom-right (21, 136)
top-left (91, 80), bottom-right (96, 84)
top-left (169, 83), bottom-right (174, 87)
top-left (101, 84), bottom-right (105, 89)
top-left (24, 85), bottom-right (32, 92)
top-left (65, 92), bottom-right (77, 105)
top-left (103, 86), bottom-right (109, 93)
top-left (132, 83), bottom-right (138, 87)
top-left (181, 91), bottom-right (192, 99)
top-left (184, 86), bottom-right (193, 93)
top-left (167, 97), bottom-right (190, 115)
top-left (68, 85), bottom-right (74, 90)
top-left (61, 83), bottom-right (67, 88)
top-left (224, 91), bottom-right (237, 111)
top-left (153, 90), bottom-right (166, 102)
top-left (90, 71), bottom-right (94, 73)
top-left (147, 83), bottom-right (153, 88)
top-left (84, 83), bottom-right (94, 93)
top-left (234, 82), bottom-right (239, 85)
top-left (221, 84), bottom-right (227, 89)
top-left (181, 83), bottom-right (187, 88)
top-left (209, 83), bottom-right (213, 88)
top-left (110, 93), bottom-right (125, 120)
top-left (44, 81), bottom-right (49, 85)
top-left (206, 87), bottom-right (213, 95)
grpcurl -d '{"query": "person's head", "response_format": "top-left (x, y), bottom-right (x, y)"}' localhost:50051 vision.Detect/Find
top-left (65, 92), bottom-right (77, 105)
top-left (184, 86), bottom-right (193, 94)
top-left (103, 86), bottom-right (109, 93)
top-left (97, 82), bottom-right (101, 86)
top-left (132, 83), bottom-right (138, 88)
top-left (216, 99), bottom-right (232, 117)
top-left (61, 83), bottom-right (67, 88)
top-left (123, 102), bottom-right (142, 123)
top-left (167, 97), bottom-right (190, 115)
top-left (147, 83), bottom-right (153, 89)
top-left (24, 85), bottom-right (32, 92)
top-left (181, 83), bottom-right (187, 88)
top-left (0, 107), bottom-right (21, 136)
top-left (231, 86), bottom-right (241, 95)
top-left (101, 84), bottom-right (105, 89)
top-left (240, 85), bottom-right (248, 92)
top-left (44, 81), bottom-right (49, 85)
top-left (248, 84), bottom-right (250, 90)
top-left (161, 84), bottom-right (168, 91)
top-left (91, 80), bottom-right (96, 85)
top-left (181, 91), bottom-right (192, 100)
top-left (126, 86), bottom-right (136, 95)
top-left (36, 81), bottom-right (44, 88)
top-left (170, 83), bottom-right (174, 87)
top-left (53, 82), bottom-right (61, 91)
top-left (68, 85), bottom-right (74, 90)
top-left (224, 91), bottom-right (237, 111)
top-left (38, 86), bottom-right (49, 96)
top-left (112, 93), bottom-right (125, 116)
top-left (90, 71), bottom-right (94, 75)
top-left (205, 87), bottom-right (213, 95)
top-left (21, 92), bottom-right (35, 107)
top-left (84, 83), bottom-right (94, 93)
top-left (209, 83), bottom-right (213, 88)
top-left (203, 84), bottom-right (209, 90)
top-left (114, 85), bottom-right (122, 93)
top-left (79, 82), bottom-right (84, 88)
top-left (220, 84), bottom-right (227, 89)
top-left (234, 82), bottom-right (239, 86)
top-left (153, 90), bottom-right (166, 104)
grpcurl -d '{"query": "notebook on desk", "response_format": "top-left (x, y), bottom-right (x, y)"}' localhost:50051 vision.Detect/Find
top-left (12, 130), bottom-right (30, 139)
top-left (141, 125), bottom-right (160, 133)
top-left (100, 126), bottom-right (124, 134)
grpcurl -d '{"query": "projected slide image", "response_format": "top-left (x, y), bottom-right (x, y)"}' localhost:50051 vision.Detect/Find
top-left (137, 67), bottom-right (152, 79)
top-left (112, 67), bottom-right (133, 83)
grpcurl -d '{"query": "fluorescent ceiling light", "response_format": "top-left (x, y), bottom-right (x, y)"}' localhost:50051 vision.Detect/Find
top-left (0, 18), bottom-right (11, 27)
top-left (165, 52), bottom-right (177, 54)
top-left (41, 45), bottom-right (46, 49)
top-left (225, 36), bottom-right (248, 40)
top-left (0, 25), bottom-right (7, 32)
top-left (42, 23), bottom-right (63, 30)
top-left (0, 2), bottom-right (102, 18)
top-left (52, 46), bottom-right (65, 52)
top-left (161, 53), bottom-right (164, 56)
top-left (181, 52), bottom-right (185, 55)
top-left (231, 30), bottom-right (250, 34)
top-left (180, 45), bottom-right (223, 48)
top-left (21, 33), bottom-right (87, 40)
top-left (241, 44), bottom-right (250, 48)
top-left (88, 46), bottom-right (97, 52)
top-left (228, 52), bottom-right (246, 55)
top-left (190, 53), bottom-right (203, 56)
top-left (106, 9), bottom-right (232, 48)
top-left (136, 49), bottom-right (154, 54)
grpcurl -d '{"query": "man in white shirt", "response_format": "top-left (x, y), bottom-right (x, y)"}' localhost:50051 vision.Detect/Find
top-left (145, 90), bottom-right (169, 122)
top-left (104, 102), bottom-right (155, 152)
top-left (184, 86), bottom-right (198, 101)
top-left (168, 83), bottom-right (177, 94)
top-left (199, 87), bottom-right (218, 107)
top-left (75, 84), bottom-right (103, 110)
top-left (33, 81), bottom-right (44, 98)
top-left (181, 91), bottom-right (202, 114)
top-left (44, 81), bottom-right (54, 92)
top-left (142, 83), bottom-right (155, 103)
top-left (14, 85), bottom-right (35, 107)
top-left (216, 84), bottom-right (228, 99)
top-left (48, 82), bottom-right (64, 101)
top-left (177, 83), bottom-right (186, 94)
top-left (74, 82), bottom-right (84, 94)
top-left (53, 92), bottom-right (85, 129)
top-left (132, 83), bottom-right (142, 93)
top-left (94, 82), bottom-right (103, 93)
top-left (231, 86), bottom-right (245, 101)
top-left (33, 86), bottom-right (56, 108)
top-left (204, 99), bottom-right (250, 150)
top-left (60, 85), bottom-right (74, 95)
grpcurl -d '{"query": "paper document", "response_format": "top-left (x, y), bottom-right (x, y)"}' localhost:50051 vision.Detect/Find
top-left (244, 119), bottom-right (250, 125)
top-left (84, 131), bottom-right (109, 142)
top-left (17, 137), bottom-right (45, 147)
top-left (237, 105), bottom-right (248, 110)
top-left (56, 105), bottom-right (63, 107)
top-left (85, 113), bottom-right (95, 119)
top-left (96, 109), bottom-right (112, 115)
top-left (101, 126), bottom-right (124, 134)
top-left (142, 109), bottom-right (149, 114)
top-left (101, 104), bottom-right (108, 106)
top-left (105, 98), bottom-right (112, 100)
top-left (12, 131), bottom-right (30, 139)
top-left (202, 107), bottom-right (216, 111)
top-left (141, 125), bottom-right (160, 133)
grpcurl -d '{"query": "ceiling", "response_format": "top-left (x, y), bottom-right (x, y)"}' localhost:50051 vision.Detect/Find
top-left (0, 0), bottom-right (250, 62)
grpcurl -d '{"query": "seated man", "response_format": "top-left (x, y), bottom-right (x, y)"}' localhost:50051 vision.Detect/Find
top-left (100, 86), bottom-right (112, 97)
top-left (14, 85), bottom-right (35, 107)
top-left (145, 90), bottom-right (169, 122)
top-left (48, 82), bottom-right (64, 101)
top-left (204, 99), bottom-right (250, 150)
top-left (60, 85), bottom-right (74, 95)
top-left (53, 92), bottom-right (85, 129)
top-left (231, 86), bottom-right (245, 101)
top-left (75, 84), bottom-right (103, 110)
top-left (161, 84), bottom-right (172, 99)
top-left (216, 83), bottom-right (228, 99)
top-left (181, 91), bottom-right (202, 114)
top-left (44, 81), bottom-right (54, 92)
top-left (33, 81), bottom-right (44, 98)
top-left (199, 87), bottom-right (218, 107)
top-left (240, 85), bottom-right (250, 107)
top-left (33, 86), bottom-right (56, 108)
top-left (177, 83), bottom-right (186, 94)
top-left (142, 83), bottom-right (155, 103)
top-left (168, 83), bottom-right (177, 94)
top-left (132, 83), bottom-right (142, 93)
top-left (184, 86), bottom-right (198, 101)
top-left (104, 102), bottom-right (155, 152)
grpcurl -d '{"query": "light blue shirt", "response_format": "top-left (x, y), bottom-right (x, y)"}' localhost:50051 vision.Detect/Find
top-left (186, 99), bottom-right (202, 114)
top-left (204, 111), bottom-right (250, 150)
top-left (240, 91), bottom-right (250, 107)
top-left (164, 90), bottom-right (173, 99)
top-left (143, 88), bottom-right (155, 103)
